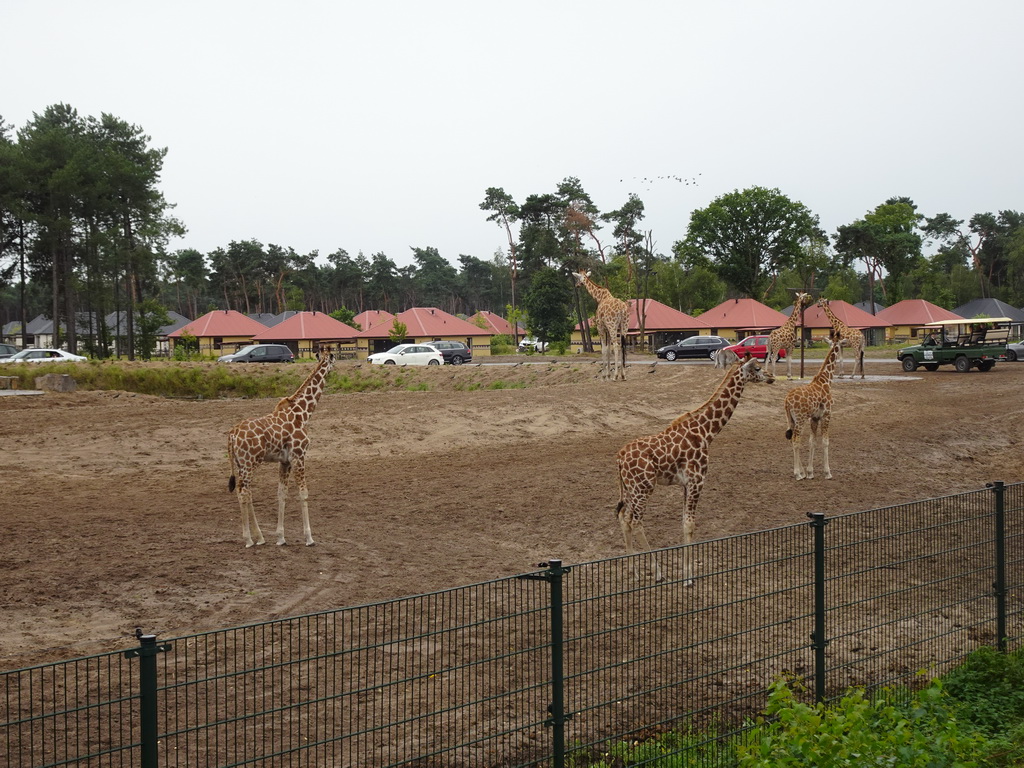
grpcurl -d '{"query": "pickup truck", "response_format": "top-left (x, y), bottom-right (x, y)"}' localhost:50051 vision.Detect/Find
top-left (897, 318), bottom-right (1010, 373)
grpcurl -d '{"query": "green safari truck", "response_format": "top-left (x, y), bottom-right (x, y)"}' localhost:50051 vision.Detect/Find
top-left (896, 318), bottom-right (1011, 373)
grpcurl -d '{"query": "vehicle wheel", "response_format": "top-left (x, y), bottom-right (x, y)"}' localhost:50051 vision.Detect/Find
top-left (923, 363), bottom-right (939, 371)
top-left (451, 355), bottom-right (464, 365)
top-left (901, 356), bottom-right (918, 372)
top-left (954, 356), bottom-right (971, 373)
top-left (428, 359), bottom-right (440, 365)
top-left (665, 351), bottom-right (677, 361)
top-left (978, 361), bottom-right (995, 372)
top-left (1008, 349), bottom-right (1018, 362)
top-left (384, 360), bottom-right (396, 365)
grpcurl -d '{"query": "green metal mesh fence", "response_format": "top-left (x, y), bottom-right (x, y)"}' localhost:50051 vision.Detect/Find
top-left (3, 483), bottom-right (1021, 767)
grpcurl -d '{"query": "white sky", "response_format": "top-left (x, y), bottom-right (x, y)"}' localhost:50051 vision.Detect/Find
top-left (5, 1), bottom-right (1022, 269)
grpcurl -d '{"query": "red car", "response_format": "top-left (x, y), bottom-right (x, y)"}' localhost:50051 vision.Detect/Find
top-left (722, 334), bottom-right (785, 361)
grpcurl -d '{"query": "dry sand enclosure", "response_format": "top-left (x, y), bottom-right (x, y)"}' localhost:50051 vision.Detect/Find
top-left (2, 356), bottom-right (1023, 668)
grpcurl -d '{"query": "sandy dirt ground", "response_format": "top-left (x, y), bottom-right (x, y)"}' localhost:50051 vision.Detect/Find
top-left (2, 354), bottom-right (1023, 669)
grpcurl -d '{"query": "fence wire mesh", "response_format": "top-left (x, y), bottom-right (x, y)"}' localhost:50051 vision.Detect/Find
top-left (2, 483), bottom-right (1022, 768)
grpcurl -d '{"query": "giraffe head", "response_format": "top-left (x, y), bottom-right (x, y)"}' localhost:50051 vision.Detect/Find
top-left (570, 270), bottom-right (591, 286)
top-left (737, 353), bottom-right (775, 385)
top-left (795, 291), bottom-right (812, 308)
top-left (817, 297), bottom-right (830, 310)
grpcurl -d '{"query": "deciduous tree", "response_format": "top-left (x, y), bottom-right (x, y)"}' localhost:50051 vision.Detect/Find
top-left (679, 186), bottom-right (821, 300)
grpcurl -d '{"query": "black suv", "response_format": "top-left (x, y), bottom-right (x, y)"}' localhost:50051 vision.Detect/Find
top-left (424, 340), bottom-right (473, 365)
top-left (656, 335), bottom-right (731, 361)
top-left (218, 344), bottom-right (295, 363)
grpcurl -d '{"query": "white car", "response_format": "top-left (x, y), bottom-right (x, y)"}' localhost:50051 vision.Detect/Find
top-left (518, 338), bottom-right (548, 352)
top-left (3, 348), bottom-right (88, 363)
top-left (366, 344), bottom-right (443, 366)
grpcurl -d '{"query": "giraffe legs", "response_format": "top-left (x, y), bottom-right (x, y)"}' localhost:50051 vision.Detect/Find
top-left (819, 416), bottom-right (833, 479)
top-left (617, 486), bottom-right (664, 583)
top-left (275, 462), bottom-right (316, 546)
top-left (681, 480), bottom-right (702, 586)
top-left (610, 336), bottom-right (626, 382)
top-left (237, 484), bottom-right (266, 548)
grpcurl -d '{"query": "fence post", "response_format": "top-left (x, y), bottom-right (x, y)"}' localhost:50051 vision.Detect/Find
top-left (989, 481), bottom-right (1007, 652)
top-left (807, 512), bottom-right (829, 703)
top-left (519, 559), bottom-right (572, 768)
top-left (123, 630), bottom-right (172, 768)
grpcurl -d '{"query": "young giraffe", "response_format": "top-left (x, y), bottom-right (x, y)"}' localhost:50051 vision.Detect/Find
top-left (766, 291), bottom-right (812, 379)
top-left (615, 355), bottom-right (775, 583)
top-left (228, 347), bottom-right (336, 547)
top-left (784, 339), bottom-right (840, 480)
top-left (817, 297), bottom-right (865, 379)
top-left (571, 270), bottom-right (630, 382)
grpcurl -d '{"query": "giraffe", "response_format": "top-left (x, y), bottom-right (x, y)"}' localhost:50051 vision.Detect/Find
top-left (571, 271), bottom-right (630, 382)
top-left (817, 297), bottom-right (865, 379)
top-left (711, 347), bottom-right (739, 369)
top-left (615, 354), bottom-right (775, 583)
top-left (766, 291), bottom-right (812, 379)
top-left (227, 347), bottom-right (336, 547)
top-left (784, 339), bottom-right (840, 480)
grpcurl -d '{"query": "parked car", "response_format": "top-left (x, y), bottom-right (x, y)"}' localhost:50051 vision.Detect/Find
top-left (423, 340), bottom-right (472, 365)
top-left (217, 344), bottom-right (294, 363)
top-left (366, 344), bottom-right (443, 366)
top-left (655, 335), bottom-right (731, 361)
top-left (518, 338), bottom-right (549, 353)
top-left (2, 348), bottom-right (87, 363)
top-left (0, 343), bottom-right (17, 359)
top-left (1005, 340), bottom-right (1024, 361)
top-left (721, 334), bottom-right (784, 361)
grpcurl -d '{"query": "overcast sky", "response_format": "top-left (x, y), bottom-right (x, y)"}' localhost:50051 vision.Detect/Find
top-left (6, 1), bottom-right (1022, 269)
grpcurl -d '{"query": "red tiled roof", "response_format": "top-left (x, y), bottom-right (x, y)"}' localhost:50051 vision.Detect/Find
top-left (630, 299), bottom-right (711, 330)
top-left (169, 310), bottom-right (268, 338)
top-left (800, 300), bottom-right (891, 329)
top-left (576, 299), bottom-right (710, 331)
top-left (353, 310), bottom-right (394, 331)
top-left (694, 299), bottom-right (790, 331)
top-left (252, 311), bottom-right (358, 340)
top-left (468, 310), bottom-right (514, 335)
top-left (355, 307), bottom-right (491, 338)
top-left (874, 299), bottom-right (964, 326)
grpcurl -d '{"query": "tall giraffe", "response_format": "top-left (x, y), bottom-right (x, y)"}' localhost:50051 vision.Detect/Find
top-left (615, 355), bottom-right (775, 583)
top-left (571, 271), bottom-right (630, 382)
top-left (228, 347), bottom-right (336, 547)
top-left (784, 339), bottom-right (840, 480)
top-left (765, 291), bottom-right (811, 379)
top-left (817, 298), bottom-right (865, 378)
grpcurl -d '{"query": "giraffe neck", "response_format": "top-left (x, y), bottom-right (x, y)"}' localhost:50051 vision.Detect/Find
top-left (823, 304), bottom-right (847, 332)
top-left (668, 364), bottom-right (747, 439)
top-left (274, 356), bottom-right (334, 423)
top-left (581, 276), bottom-right (612, 305)
top-left (779, 312), bottom-right (799, 334)
top-left (812, 344), bottom-right (841, 386)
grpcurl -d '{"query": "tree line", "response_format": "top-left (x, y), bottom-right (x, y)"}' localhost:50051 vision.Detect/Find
top-left (2, 104), bottom-right (1022, 357)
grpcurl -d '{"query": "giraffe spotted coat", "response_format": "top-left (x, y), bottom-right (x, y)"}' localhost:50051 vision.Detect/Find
top-left (615, 355), bottom-right (774, 583)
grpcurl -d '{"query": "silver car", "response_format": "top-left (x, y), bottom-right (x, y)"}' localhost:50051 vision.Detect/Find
top-left (1005, 340), bottom-right (1024, 361)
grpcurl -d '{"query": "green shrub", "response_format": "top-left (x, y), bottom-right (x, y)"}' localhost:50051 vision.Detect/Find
top-left (943, 646), bottom-right (1024, 736)
top-left (734, 679), bottom-right (988, 767)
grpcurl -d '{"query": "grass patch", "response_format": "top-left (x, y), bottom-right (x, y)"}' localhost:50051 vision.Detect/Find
top-left (487, 380), bottom-right (526, 390)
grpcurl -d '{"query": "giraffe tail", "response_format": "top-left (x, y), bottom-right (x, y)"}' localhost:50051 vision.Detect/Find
top-left (227, 439), bottom-right (237, 492)
top-left (785, 404), bottom-right (795, 441)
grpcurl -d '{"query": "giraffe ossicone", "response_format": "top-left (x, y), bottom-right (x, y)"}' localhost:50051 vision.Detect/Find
top-left (571, 270), bottom-right (630, 382)
top-left (615, 354), bottom-right (774, 584)
top-left (227, 346), bottom-right (336, 547)
top-left (784, 339), bottom-right (840, 480)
